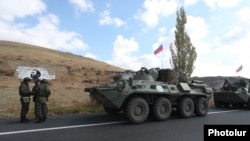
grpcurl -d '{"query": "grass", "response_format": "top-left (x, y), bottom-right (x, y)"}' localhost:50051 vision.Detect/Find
top-left (49, 104), bottom-right (104, 115)
top-left (0, 103), bottom-right (104, 119)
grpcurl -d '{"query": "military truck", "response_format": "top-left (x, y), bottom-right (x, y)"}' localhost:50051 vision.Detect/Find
top-left (84, 67), bottom-right (213, 124)
top-left (214, 79), bottom-right (250, 109)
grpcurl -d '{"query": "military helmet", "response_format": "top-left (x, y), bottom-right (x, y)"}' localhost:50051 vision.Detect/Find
top-left (23, 77), bottom-right (31, 82)
top-left (41, 79), bottom-right (48, 84)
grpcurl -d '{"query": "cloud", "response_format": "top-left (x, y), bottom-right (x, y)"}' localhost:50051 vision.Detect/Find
top-left (186, 15), bottom-right (210, 53)
top-left (106, 35), bottom-right (164, 71)
top-left (135, 0), bottom-right (178, 27)
top-left (0, 0), bottom-right (89, 56)
top-left (158, 27), bottom-right (167, 35)
top-left (166, 15), bottom-right (211, 55)
top-left (0, 13), bottom-right (88, 55)
top-left (204, 0), bottom-right (240, 10)
top-left (29, 14), bottom-right (89, 53)
top-left (69, 0), bottom-right (94, 13)
top-left (112, 35), bottom-right (139, 58)
top-left (186, 16), bottom-right (209, 40)
top-left (191, 7), bottom-right (250, 78)
top-left (99, 10), bottom-right (126, 27)
top-left (215, 7), bottom-right (250, 56)
top-left (183, 15), bottom-right (241, 77)
top-left (238, 7), bottom-right (250, 21)
top-left (84, 53), bottom-right (97, 59)
top-left (0, 0), bottom-right (46, 21)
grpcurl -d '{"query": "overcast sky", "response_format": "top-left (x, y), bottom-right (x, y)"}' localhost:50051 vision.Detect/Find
top-left (1, 0), bottom-right (250, 78)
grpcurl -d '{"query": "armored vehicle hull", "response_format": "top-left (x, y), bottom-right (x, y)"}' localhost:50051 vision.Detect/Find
top-left (85, 67), bottom-right (213, 124)
top-left (214, 79), bottom-right (250, 108)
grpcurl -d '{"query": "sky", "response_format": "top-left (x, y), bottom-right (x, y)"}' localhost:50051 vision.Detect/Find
top-left (1, 0), bottom-right (250, 78)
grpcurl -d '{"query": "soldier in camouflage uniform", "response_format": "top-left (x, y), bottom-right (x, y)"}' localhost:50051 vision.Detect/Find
top-left (32, 79), bottom-right (41, 119)
top-left (19, 77), bottom-right (33, 123)
top-left (35, 79), bottom-right (51, 123)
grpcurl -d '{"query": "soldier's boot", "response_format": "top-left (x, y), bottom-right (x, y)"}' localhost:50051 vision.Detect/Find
top-left (24, 116), bottom-right (30, 121)
top-left (42, 117), bottom-right (47, 122)
top-left (20, 116), bottom-right (26, 123)
top-left (35, 117), bottom-right (43, 123)
top-left (42, 114), bottom-right (47, 122)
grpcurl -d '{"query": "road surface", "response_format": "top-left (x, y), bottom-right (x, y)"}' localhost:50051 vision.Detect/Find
top-left (0, 107), bottom-right (250, 141)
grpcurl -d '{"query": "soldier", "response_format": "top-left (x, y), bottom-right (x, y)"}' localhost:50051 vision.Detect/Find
top-left (239, 79), bottom-right (249, 94)
top-left (35, 79), bottom-right (51, 123)
top-left (19, 77), bottom-right (33, 123)
top-left (32, 79), bottom-right (41, 119)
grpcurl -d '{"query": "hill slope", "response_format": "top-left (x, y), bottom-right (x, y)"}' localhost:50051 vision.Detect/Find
top-left (0, 40), bottom-right (124, 118)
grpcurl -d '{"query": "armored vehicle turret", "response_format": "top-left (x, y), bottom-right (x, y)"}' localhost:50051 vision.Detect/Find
top-left (214, 78), bottom-right (250, 109)
top-left (84, 67), bottom-right (213, 124)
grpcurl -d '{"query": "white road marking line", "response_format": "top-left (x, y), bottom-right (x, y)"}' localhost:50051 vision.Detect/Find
top-left (208, 110), bottom-right (241, 114)
top-left (0, 121), bottom-right (126, 136)
top-left (0, 110), bottom-right (242, 136)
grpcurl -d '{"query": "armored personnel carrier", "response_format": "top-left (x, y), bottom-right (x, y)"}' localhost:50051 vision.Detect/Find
top-left (214, 79), bottom-right (250, 109)
top-left (84, 67), bottom-right (213, 124)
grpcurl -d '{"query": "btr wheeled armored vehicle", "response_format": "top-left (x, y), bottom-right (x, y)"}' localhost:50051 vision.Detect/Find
top-left (214, 78), bottom-right (250, 109)
top-left (84, 67), bottom-right (213, 124)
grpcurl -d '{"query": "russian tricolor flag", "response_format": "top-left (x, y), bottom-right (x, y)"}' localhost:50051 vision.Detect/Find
top-left (236, 65), bottom-right (243, 73)
top-left (154, 44), bottom-right (163, 55)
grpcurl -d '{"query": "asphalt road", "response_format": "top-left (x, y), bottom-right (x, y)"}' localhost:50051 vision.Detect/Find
top-left (0, 107), bottom-right (250, 141)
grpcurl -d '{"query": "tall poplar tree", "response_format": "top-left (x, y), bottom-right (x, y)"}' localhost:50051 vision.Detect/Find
top-left (170, 7), bottom-right (197, 81)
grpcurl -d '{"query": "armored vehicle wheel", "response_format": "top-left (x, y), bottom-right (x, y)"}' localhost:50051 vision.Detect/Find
top-left (152, 97), bottom-right (171, 121)
top-left (103, 106), bottom-right (120, 115)
top-left (125, 97), bottom-right (149, 124)
top-left (194, 97), bottom-right (208, 116)
top-left (177, 97), bottom-right (194, 118)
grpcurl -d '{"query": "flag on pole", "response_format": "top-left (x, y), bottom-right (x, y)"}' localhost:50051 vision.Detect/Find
top-left (236, 65), bottom-right (243, 73)
top-left (154, 44), bottom-right (163, 55)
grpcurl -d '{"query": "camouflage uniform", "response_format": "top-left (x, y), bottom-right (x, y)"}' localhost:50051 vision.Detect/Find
top-left (19, 77), bottom-right (33, 123)
top-left (32, 79), bottom-right (41, 119)
top-left (35, 79), bottom-right (51, 123)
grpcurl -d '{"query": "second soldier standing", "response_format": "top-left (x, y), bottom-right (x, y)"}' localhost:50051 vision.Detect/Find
top-left (32, 79), bottom-right (41, 119)
top-left (35, 79), bottom-right (51, 123)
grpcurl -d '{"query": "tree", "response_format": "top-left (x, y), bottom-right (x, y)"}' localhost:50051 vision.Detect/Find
top-left (170, 7), bottom-right (197, 81)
